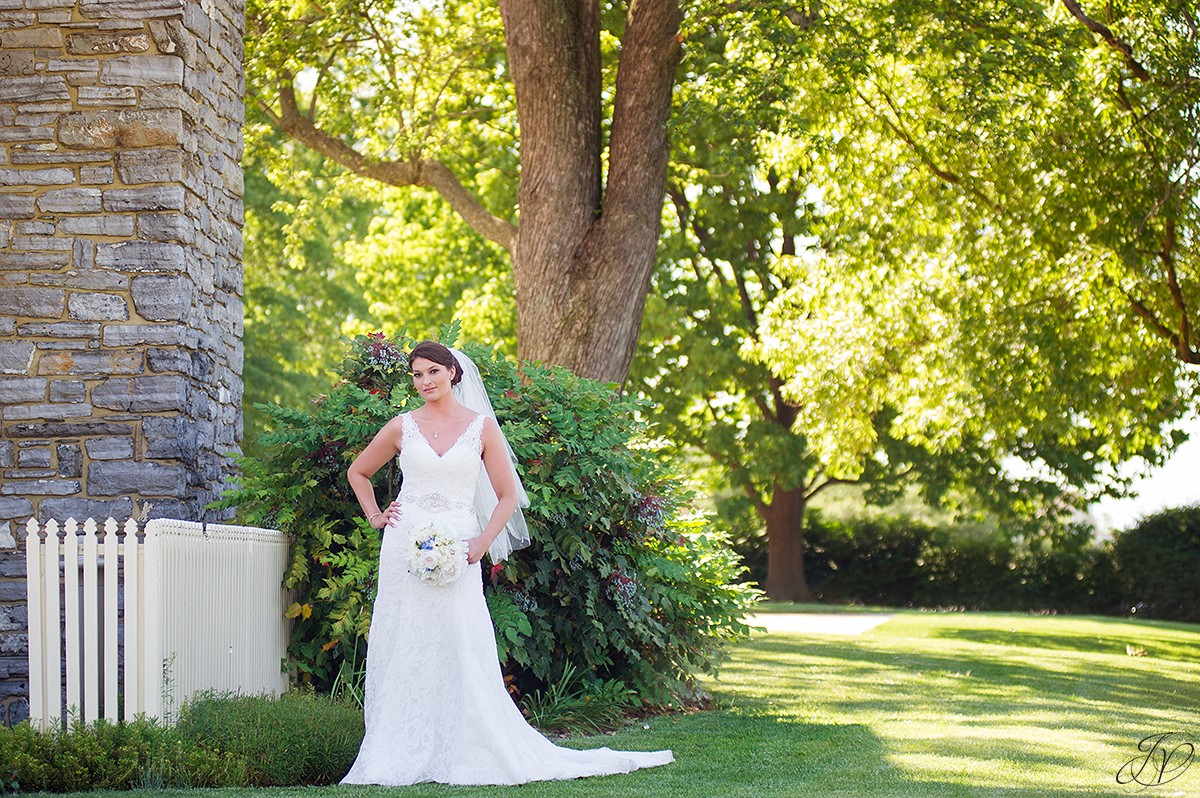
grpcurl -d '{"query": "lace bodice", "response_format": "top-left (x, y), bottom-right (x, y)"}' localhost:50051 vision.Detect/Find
top-left (398, 412), bottom-right (485, 513)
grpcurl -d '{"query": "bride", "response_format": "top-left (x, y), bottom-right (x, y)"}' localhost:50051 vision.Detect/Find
top-left (340, 340), bottom-right (674, 786)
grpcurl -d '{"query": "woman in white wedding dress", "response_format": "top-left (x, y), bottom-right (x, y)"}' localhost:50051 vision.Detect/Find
top-left (340, 341), bottom-right (673, 786)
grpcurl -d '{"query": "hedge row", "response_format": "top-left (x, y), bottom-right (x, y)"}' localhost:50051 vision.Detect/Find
top-left (737, 505), bottom-right (1200, 622)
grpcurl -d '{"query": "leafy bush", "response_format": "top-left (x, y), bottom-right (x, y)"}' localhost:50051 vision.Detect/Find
top-left (0, 716), bottom-right (243, 792)
top-left (797, 513), bottom-right (1104, 612)
top-left (0, 692), bottom-right (363, 792)
top-left (1110, 505), bottom-right (1200, 622)
top-left (215, 325), bottom-right (757, 705)
top-left (175, 691), bottom-right (363, 786)
top-left (805, 515), bottom-right (932, 607)
top-left (796, 508), bottom-right (1200, 618)
top-left (1009, 538), bottom-right (1107, 614)
top-left (916, 529), bottom-right (1016, 609)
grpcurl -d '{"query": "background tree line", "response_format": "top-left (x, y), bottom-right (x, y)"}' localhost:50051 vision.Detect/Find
top-left (241, 0), bottom-right (1199, 601)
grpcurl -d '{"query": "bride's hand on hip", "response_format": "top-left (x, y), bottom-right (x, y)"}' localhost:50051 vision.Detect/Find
top-left (466, 536), bottom-right (489, 564)
top-left (374, 501), bottom-right (401, 529)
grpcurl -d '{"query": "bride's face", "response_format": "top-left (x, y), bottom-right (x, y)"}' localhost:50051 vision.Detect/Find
top-left (411, 356), bottom-right (455, 402)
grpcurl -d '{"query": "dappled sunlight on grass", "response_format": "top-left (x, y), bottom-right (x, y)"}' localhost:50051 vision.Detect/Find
top-left (711, 612), bottom-right (1200, 796)
top-left (921, 613), bottom-right (1200, 663)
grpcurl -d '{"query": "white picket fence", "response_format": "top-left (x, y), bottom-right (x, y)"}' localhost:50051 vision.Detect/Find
top-left (24, 517), bottom-right (290, 730)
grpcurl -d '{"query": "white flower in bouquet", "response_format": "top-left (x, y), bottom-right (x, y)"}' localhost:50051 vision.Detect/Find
top-left (407, 525), bottom-right (467, 585)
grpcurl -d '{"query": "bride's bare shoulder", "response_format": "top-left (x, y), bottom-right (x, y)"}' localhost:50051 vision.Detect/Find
top-left (478, 415), bottom-right (502, 444)
top-left (377, 413), bottom-right (408, 444)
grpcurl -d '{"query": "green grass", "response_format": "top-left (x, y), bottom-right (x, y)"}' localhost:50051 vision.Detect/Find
top-left (752, 601), bottom-right (901, 614)
top-left (30, 610), bottom-right (1200, 797)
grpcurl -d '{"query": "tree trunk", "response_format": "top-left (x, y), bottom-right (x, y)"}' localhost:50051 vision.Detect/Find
top-left (499, 0), bottom-right (682, 383)
top-left (268, 0), bottom-right (683, 384)
top-left (763, 484), bottom-right (815, 602)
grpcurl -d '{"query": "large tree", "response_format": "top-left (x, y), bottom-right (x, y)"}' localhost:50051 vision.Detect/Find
top-left (246, 0), bottom-right (681, 382)
top-left (749, 0), bottom-right (1199, 469)
top-left (633, 0), bottom-right (1199, 600)
top-left (246, 0), bottom-right (1195, 387)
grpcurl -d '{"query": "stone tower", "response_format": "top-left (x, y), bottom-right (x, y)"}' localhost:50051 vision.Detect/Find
top-left (0, 0), bottom-right (245, 725)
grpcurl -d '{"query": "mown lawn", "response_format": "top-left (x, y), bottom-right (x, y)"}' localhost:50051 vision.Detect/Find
top-left (41, 609), bottom-right (1200, 797)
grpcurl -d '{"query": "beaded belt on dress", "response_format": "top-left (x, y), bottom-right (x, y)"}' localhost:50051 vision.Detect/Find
top-left (400, 492), bottom-right (475, 514)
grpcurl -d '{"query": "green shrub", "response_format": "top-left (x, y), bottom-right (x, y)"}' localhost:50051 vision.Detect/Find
top-left (799, 514), bottom-right (1106, 612)
top-left (518, 663), bottom-right (638, 735)
top-left (1110, 505), bottom-right (1200, 622)
top-left (913, 527), bottom-right (1017, 610)
top-left (0, 692), bottom-right (364, 792)
top-left (805, 515), bottom-right (930, 606)
top-left (1010, 535), bottom-right (1106, 614)
top-left (0, 716), bottom-right (243, 792)
top-left (175, 691), bottom-right (364, 786)
top-left (215, 324), bottom-right (758, 706)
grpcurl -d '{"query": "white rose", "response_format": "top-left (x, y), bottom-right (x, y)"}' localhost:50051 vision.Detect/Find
top-left (414, 550), bottom-right (440, 573)
top-left (440, 558), bottom-right (463, 583)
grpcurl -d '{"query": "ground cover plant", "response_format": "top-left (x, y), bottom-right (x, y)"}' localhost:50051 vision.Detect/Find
top-left (171, 691), bottom-right (363, 786)
top-left (0, 692), bottom-right (362, 792)
top-left (17, 609), bottom-right (1200, 797)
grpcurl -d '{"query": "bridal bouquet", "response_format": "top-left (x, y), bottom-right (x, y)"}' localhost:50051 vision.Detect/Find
top-left (407, 525), bottom-right (467, 585)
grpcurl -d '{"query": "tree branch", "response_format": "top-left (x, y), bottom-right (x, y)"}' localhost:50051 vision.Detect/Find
top-left (599, 0), bottom-right (683, 256)
top-left (669, 184), bottom-right (729, 288)
top-left (864, 88), bottom-right (960, 185)
top-left (272, 79), bottom-right (517, 253)
top-left (858, 85), bottom-right (1003, 215)
top-left (1158, 217), bottom-right (1198, 363)
top-left (684, 0), bottom-right (820, 37)
top-left (731, 252), bottom-right (760, 332)
top-left (1123, 287), bottom-right (1200, 364)
top-left (1060, 0), bottom-right (1151, 81)
top-left (1113, 81), bottom-right (1158, 162)
top-left (769, 376), bottom-right (797, 429)
top-left (807, 475), bottom-right (857, 501)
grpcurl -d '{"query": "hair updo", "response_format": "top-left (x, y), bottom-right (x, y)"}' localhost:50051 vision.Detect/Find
top-left (408, 341), bottom-right (463, 385)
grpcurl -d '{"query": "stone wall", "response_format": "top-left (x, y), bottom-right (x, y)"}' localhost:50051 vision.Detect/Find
top-left (0, 0), bottom-right (245, 725)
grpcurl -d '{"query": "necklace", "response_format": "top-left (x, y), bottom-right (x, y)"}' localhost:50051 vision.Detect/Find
top-left (425, 413), bottom-right (455, 439)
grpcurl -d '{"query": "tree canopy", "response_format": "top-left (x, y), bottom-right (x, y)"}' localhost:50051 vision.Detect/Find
top-left (747, 0), bottom-right (1199, 481)
top-left (631, 0), bottom-right (1198, 598)
top-left (241, 0), bottom-right (1200, 600)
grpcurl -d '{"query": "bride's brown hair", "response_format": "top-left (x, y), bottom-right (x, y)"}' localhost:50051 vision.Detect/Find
top-left (408, 341), bottom-right (463, 386)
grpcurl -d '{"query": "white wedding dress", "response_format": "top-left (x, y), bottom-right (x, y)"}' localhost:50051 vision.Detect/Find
top-left (340, 412), bottom-right (674, 786)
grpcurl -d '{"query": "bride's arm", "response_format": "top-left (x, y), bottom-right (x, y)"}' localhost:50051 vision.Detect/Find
top-left (347, 417), bottom-right (405, 529)
top-left (469, 417), bottom-right (521, 563)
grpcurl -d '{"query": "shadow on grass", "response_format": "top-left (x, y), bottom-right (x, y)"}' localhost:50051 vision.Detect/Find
top-left (298, 713), bottom-right (1144, 798)
top-left (725, 633), bottom-right (1198, 754)
top-left (925, 620), bottom-right (1200, 664)
top-left (639, 713), bottom-right (1136, 798)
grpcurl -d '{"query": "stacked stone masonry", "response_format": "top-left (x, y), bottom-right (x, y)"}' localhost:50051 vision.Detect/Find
top-left (0, 0), bottom-right (245, 725)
